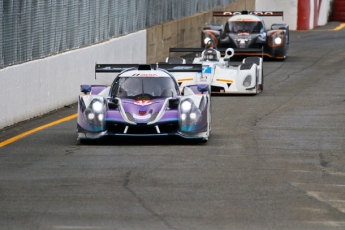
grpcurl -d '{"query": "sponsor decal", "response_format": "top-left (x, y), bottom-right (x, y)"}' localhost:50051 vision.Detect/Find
top-left (173, 66), bottom-right (194, 70)
top-left (230, 18), bottom-right (261, 22)
top-left (101, 66), bottom-right (124, 70)
top-left (223, 11), bottom-right (242, 15)
top-left (237, 38), bottom-right (249, 44)
top-left (132, 73), bottom-right (158, 77)
top-left (237, 32), bottom-right (250, 36)
top-left (178, 78), bottom-right (194, 82)
top-left (198, 67), bottom-right (211, 82)
top-left (223, 11), bottom-right (274, 15)
top-left (203, 67), bottom-right (212, 74)
top-left (216, 78), bottom-right (233, 83)
top-left (134, 100), bottom-right (152, 106)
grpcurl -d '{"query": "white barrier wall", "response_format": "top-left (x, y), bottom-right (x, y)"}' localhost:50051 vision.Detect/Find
top-left (0, 30), bottom-right (146, 130)
top-left (317, 0), bottom-right (331, 26)
top-left (256, 0), bottom-right (298, 30)
top-left (255, 0), bottom-right (330, 30)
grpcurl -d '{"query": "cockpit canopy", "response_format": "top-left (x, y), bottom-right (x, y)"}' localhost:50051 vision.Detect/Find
top-left (202, 48), bottom-right (219, 61)
top-left (225, 21), bottom-right (264, 33)
top-left (111, 76), bottom-right (178, 98)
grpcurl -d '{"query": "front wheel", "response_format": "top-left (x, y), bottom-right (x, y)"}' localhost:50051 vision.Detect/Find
top-left (200, 137), bottom-right (208, 143)
top-left (259, 69), bottom-right (264, 91)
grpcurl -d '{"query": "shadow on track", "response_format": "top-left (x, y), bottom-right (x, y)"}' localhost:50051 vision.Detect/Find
top-left (78, 136), bottom-right (208, 146)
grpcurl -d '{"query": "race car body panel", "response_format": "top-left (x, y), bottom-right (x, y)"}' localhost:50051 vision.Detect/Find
top-left (77, 64), bottom-right (211, 142)
top-left (201, 10), bottom-right (289, 59)
top-left (165, 47), bottom-right (263, 94)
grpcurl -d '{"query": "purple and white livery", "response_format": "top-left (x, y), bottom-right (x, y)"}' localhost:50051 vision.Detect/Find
top-left (77, 64), bottom-right (211, 143)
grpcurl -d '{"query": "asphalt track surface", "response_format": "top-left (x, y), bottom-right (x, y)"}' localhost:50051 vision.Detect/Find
top-left (1, 22), bottom-right (345, 230)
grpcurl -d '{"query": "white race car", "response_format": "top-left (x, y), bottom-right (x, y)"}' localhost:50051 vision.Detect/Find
top-left (164, 46), bottom-right (263, 94)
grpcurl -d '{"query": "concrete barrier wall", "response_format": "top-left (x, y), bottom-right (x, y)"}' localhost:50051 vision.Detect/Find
top-left (147, 0), bottom-right (255, 63)
top-left (0, 30), bottom-right (146, 129)
top-left (256, 0), bottom-right (298, 30)
top-left (256, 0), bottom-right (331, 30)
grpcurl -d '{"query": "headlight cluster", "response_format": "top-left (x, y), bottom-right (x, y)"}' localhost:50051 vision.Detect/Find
top-left (179, 99), bottom-right (202, 125)
top-left (204, 36), bottom-right (212, 45)
top-left (274, 37), bottom-right (282, 45)
top-left (84, 99), bottom-right (106, 126)
top-left (269, 31), bottom-right (284, 47)
top-left (243, 75), bottom-right (252, 87)
top-left (203, 33), bottom-right (217, 47)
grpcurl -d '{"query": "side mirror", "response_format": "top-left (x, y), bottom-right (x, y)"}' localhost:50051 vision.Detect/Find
top-left (81, 85), bottom-right (91, 94)
top-left (107, 98), bottom-right (119, 109)
top-left (197, 84), bottom-right (209, 94)
top-left (182, 86), bottom-right (194, 96)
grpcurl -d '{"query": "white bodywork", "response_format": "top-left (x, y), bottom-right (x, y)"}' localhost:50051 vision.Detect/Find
top-left (167, 48), bottom-right (263, 94)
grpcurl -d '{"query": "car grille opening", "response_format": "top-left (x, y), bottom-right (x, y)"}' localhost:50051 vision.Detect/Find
top-left (211, 86), bottom-right (225, 92)
top-left (106, 122), bottom-right (178, 135)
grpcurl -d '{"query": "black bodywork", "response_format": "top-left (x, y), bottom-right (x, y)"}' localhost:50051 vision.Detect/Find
top-left (201, 10), bottom-right (289, 59)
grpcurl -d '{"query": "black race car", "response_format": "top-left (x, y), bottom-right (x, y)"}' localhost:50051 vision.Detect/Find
top-left (201, 10), bottom-right (289, 59)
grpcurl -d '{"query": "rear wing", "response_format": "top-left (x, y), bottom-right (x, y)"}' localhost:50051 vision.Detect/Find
top-left (95, 64), bottom-right (140, 73)
top-left (94, 63), bottom-right (202, 79)
top-left (169, 47), bottom-right (263, 57)
top-left (156, 63), bottom-right (202, 72)
top-left (213, 11), bottom-right (283, 18)
top-left (95, 64), bottom-right (152, 79)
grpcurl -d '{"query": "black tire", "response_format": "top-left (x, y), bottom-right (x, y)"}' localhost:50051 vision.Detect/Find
top-left (259, 69), bottom-right (264, 91)
top-left (200, 138), bottom-right (208, 143)
top-left (78, 138), bottom-right (88, 145)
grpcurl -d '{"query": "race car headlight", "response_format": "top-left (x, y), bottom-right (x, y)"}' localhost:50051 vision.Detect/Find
top-left (98, 114), bottom-right (104, 121)
top-left (83, 99), bottom-right (106, 127)
top-left (204, 36), bottom-right (211, 45)
top-left (181, 101), bottom-right (192, 113)
top-left (269, 31), bottom-right (284, 47)
top-left (87, 112), bottom-right (95, 120)
top-left (92, 100), bottom-right (103, 112)
top-left (243, 75), bottom-right (252, 87)
top-left (274, 37), bottom-right (282, 45)
top-left (179, 99), bottom-right (202, 126)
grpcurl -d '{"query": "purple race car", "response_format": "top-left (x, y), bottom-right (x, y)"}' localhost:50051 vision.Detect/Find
top-left (77, 64), bottom-right (211, 143)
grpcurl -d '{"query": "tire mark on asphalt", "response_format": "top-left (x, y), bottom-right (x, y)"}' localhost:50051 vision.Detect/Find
top-left (265, 46), bottom-right (338, 89)
top-left (123, 171), bottom-right (177, 230)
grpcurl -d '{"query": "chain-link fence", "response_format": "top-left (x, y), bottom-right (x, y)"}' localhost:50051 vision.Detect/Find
top-left (0, 0), bottom-right (238, 69)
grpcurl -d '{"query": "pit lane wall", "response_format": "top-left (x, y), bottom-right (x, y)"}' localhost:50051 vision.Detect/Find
top-left (255, 0), bottom-right (331, 30)
top-left (0, 31), bottom-right (146, 130)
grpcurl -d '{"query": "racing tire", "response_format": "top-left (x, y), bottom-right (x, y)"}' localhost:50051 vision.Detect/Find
top-left (200, 138), bottom-right (208, 143)
top-left (259, 69), bottom-right (264, 91)
top-left (78, 138), bottom-right (88, 145)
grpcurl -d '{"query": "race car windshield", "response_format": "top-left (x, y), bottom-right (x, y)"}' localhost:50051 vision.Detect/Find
top-left (111, 77), bottom-right (178, 98)
top-left (229, 21), bottom-right (263, 33)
